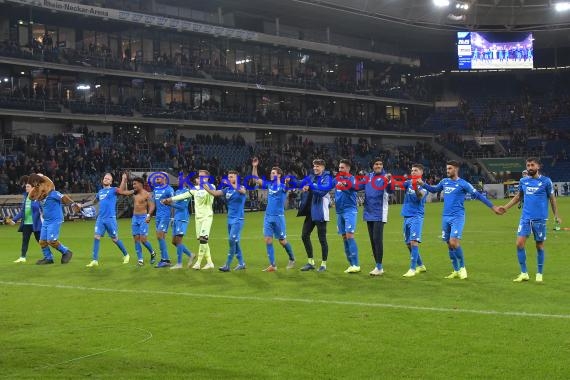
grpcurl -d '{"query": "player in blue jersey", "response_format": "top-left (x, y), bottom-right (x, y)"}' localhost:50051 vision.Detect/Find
top-left (499, 157), bottom-right (561, 283)
top-left (252, 157), bottom-right (295, 272)
top-left (299, 159), bottom-right (333, 272)
top-left (401, 164), bottom-right (428, 278)
top-left (80, 173), bottom-right (133, 267)
top-left (150, 173), bottom-right (175, 268)
top-left (166, 183), bottom-right (194, 269)
top-left (363, 158), bottom-right (393, 276)
top-left (204, 170), bottom-right (248, 272)
top-left (335, 159), bottom-right (360, 274)
top-left (420, 161), bottom-right (503, 279)
top-left (27, 174), bottom-right (76, 265)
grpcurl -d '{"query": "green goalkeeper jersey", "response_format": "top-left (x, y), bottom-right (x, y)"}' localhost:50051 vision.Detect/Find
top-left (171, 183), bottom-right (215, 219)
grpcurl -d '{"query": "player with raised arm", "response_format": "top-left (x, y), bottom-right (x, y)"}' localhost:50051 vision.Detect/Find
top-left (163, 170), bottom-right (216, 270)
top-left (166, 183), bottom-right (194, 269)
top-left (204, 170), bottom-right (247, 272)
top-left (130, 177), bottom-right (156, 266)
top-left (420, 161), bottom-right (503, 279)
top-left (81, 173), bottom-right (133, 267)
top-left (252, 158), bottom-right (295, 272)
top-left (150, 173), bottom-right (175, 268)
top-left (499, 157), bottom-right (562, 283)
top-left (335, 159), bottom-right (360, 274)
top-left (401, 164), bottom-right (428, 278)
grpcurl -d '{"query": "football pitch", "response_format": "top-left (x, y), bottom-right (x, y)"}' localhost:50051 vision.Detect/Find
top-left (1, 198), bottom-right (569, 379)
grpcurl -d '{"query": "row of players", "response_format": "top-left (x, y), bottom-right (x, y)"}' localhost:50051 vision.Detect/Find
top-left (12, 157), bottom-right (561, 281)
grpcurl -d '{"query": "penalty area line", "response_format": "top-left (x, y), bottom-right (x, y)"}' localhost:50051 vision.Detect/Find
top-left (1, 280), bottom-right (570, 320)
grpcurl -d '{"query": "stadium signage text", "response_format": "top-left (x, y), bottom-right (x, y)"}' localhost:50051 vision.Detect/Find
top-left (42, 0), bottom-right (109, 17)
top-left (147, 172), bottom-right (421, 192)
top-left (9, 0), bottom-right (258, 41)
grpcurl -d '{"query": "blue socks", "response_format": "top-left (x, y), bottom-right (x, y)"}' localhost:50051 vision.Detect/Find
top-left (176, 244), bottom-right (184, 265)
top-left (516, 247), bottom-right (545, 274)
top-left (226, 240), bottom-right (238, 267)
top-left (266, 243), bottom-right (275, 266)
top-left (93, 238), bottom-right (101, 260)
top-left (142, 241), bottom-right (154, 253)
top-left (517, 247), bottom-right (527, 273)
top-left (135, 241), bottom-right (143, 261)
top-left (343, 239), bottom-right (350, 264)
top-left (114, 239), bottom-right (128, 256)
top-left (537, 248), bottom-right (545, 274)
top-left (236, 242), bottom-right (245, 266)
top-left (455, 246), bottom-right (465, 268)
top-left (55, 243), bottom-right (70, 255)
top-left (416, 247), bottom-right (423, 266)
top-left (158, 239), bottom-right (169, 261)
top-left (347, 238), bottom-right (359, 266)
top-left (410, 245), bottom-right (420, 270)
top-left (42, 246), bottom-right (53, 261)
top-left (449, 249), bottom-right (460, 271)
top-left (181, 244), bottom-right (191, 257)
top-left (174, 244), bottom-right (191, 265)
top-left (283, 242), bottom-right (295, 261)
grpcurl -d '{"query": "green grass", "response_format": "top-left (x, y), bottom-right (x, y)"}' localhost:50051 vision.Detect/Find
top-left (1, 198), bottom-right (570, 379)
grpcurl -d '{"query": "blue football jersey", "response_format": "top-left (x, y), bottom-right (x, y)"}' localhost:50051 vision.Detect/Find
top-left (42, 190), bottom-right (65, 223)
top-left (334, 175), bottom-right (358, 214)
top-left (519, 175), bottom-right (553, 220)
top-left (97, 187), bottom-right (118, 219)
top-left (265, 182), bottom-right (287, 217)
top-left (427, 178), bottom-right (478, 217)
top-left (401, 180), bottom-right (427, 217)
top-left (172, 189), bottom-right (190, 221)
top-left (223, 187), bottom-right (246, 222)
top-left (152, 186), bottom-right (175, 218)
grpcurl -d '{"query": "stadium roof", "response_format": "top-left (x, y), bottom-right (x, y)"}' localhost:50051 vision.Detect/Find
top-left (185, 0), bottom-right (570, 51)
top-left (264, 0), bottom-right (570, 32)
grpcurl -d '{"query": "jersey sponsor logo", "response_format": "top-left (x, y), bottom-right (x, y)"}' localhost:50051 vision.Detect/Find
top-left (525, 186), bottom-right (540, 195)
top-left (268, 188), bottom-right (281, 196)
top-left (444, 186), bottom-right (457, 194)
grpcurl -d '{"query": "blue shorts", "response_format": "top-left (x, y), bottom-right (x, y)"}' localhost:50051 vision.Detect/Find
top-left (403, 216), bottom-right (424, 243)
top-left (442, 215), bottom-right (465, 241)
top-left (40, 222), bottom-right (62, 241)
top-left (518, 218), bottom-right (547, 242)
top-left (155, 217), bottom-right (170, 233)
top-left (131, 214), bottom-right (149, 236)
top-left (228, 219), bottom-right (244, 243)
top-left (95, 218), bottom-right (118, 238)
top-left (263, 215), bottom-right (286, 240)
top-left (337, 212), bottom-right (357, 235)
top-left (172, 220), bottom-right (188, 236)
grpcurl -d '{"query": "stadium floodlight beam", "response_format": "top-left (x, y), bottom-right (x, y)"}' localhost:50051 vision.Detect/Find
top-left (433, 0), bottom-right (450, 6)
top-left (555, 2), bottom-right (570, 12)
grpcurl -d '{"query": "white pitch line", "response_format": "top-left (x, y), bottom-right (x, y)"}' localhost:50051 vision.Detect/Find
top-left (0, 326), bottom-right (153, 378)
top-left (2, 280), bottom-right (570, 320)
top-left (38, 327), bottom-right (153, 369)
